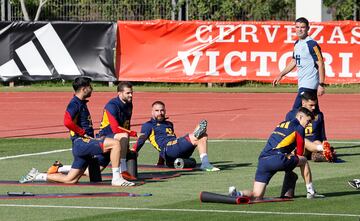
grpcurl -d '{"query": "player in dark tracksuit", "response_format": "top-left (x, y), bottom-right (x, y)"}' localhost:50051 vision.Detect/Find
top-left (229, 107), bottom-right (325, 199)
top-left (285, 91), bottom-right (334, 162)
top-left (287, 109), bottom-right (326, 143)
top-left (132, 100), bottom-right (219, 171)
top-left (99, 96), bottom-right (133, 138)
top-left (97, 82), bottom-right (139, 179)
top-left (132, 118), bottom-right (193, 161)
top-left (20, 77), bottom-right (134, 186)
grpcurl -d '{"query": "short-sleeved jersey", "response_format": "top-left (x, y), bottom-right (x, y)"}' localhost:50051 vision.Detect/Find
top-left (63, 96), bottom-right (94, 141)
top-left (285, 109), bottom-right (326, 142)
top-left (132, 118), bottom-right (177, 156)
top-left (293, 36), bottom-right (323, 89)
top-left (259, 118), bottom-right (305, 158)
top-left (98, 97), bottom-right (132, 137)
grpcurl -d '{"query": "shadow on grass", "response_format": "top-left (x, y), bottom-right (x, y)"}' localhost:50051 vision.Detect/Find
top-left (295, 190), bottom-right (360, 198)
top-left (336, 153), bottom-right (360, 157)
top-left (323, 190), bottom-right (360, 197)
top-left (334, 144), bottom-right (360, 150)
top-left (210, 161), bottom-right (253, 171)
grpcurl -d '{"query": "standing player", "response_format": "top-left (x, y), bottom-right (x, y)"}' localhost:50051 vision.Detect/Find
top-left (273, 17), bottom-right (326, 111)
top-left (285, 91), bottom-right (335, 162)
top-left (229, 107), bottom-right (325, 199)
top-left (19, 77), bottom-right (134, 186)
top-left (132, 101), bottom-right (220, 171)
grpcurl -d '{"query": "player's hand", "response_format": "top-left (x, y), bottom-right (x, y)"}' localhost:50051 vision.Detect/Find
top-left (272, 75), bottom-right (282, 86)
top-left (317, 85), bottom-right (325, 96)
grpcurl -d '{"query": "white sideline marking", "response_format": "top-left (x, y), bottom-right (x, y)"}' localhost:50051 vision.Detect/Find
top-left (0, 148), bottom-right (71, 160)
top-left (0, 204), bottom-right (358, 217)
top-left (1, 139), bottom-right (359, 161)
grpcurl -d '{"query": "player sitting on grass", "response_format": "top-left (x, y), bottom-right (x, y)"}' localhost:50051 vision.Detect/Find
top-left (228, 107), bottom-right (325, 199)
top-left (285, 91), bottom-right (336, 162)
top-left (131, 100), bottom-right (219, 172)
top-left (19, 77), bottom-right (134, 186)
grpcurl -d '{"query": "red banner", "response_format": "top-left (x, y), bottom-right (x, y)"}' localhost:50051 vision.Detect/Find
top-left (116, 20), bottom-right (360, 84)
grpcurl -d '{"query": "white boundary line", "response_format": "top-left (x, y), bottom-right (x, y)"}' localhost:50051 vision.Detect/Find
top-left (0, 204), bottom-right (358, 217)
top-left (0, 148), bottom-right (71, 160)
top-left (1, 139), bottom-right (359, 161)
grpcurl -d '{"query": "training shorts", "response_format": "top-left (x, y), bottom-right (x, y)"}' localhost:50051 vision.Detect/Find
top-left (95, 133), bottom-right (116, 167)
top-left (164, 135), bottom-right (195, 162)
top-left (71, 137), bottom-right (105, 169)
top-left (255, 154), bottom-right (298, 184)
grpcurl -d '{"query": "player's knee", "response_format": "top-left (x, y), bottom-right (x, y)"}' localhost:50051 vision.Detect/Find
top-left (104, 138), bottom-right (120, 151)
top-left (62, 174), bottom-right (81, 184)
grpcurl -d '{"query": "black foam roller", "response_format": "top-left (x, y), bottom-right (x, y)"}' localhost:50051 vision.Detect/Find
top-left (200, 191), bottom-right (250, 204)
top-left (126, 151), bottom-right (138, 178)
top-left (88, 156), bottom-right (102, 182)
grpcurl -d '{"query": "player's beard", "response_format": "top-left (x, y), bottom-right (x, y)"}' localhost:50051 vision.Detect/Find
top-left (156, 114), bottom-right (165, 121)
top-left (296, 31), bottom-right (307, 40)
top-left (120, 95), bottom-right (132, 104)
top-left (83, 89), bottom-right (92, 99)
top-left (125, 97), bottom-right (132, 103)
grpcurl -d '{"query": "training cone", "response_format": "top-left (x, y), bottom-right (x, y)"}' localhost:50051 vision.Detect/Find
top-left (200, 191), bottom-right (250, 204)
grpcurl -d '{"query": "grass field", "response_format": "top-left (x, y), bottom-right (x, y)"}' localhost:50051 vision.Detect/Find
top-left (0, 138), bottom-right (359, 221)
top-left (1, 81), bottom-right (360, 93)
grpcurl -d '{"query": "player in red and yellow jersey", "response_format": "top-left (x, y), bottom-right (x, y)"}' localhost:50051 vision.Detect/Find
top-left (132, 101), bottom-right (219, 172)
top-left (229, 107), bottom-right (325, 199)
top-left (19, 77), bottom-right (134, 186)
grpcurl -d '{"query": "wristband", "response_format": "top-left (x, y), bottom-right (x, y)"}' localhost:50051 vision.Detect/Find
top-left (319, 83), bottom-right (326, 87)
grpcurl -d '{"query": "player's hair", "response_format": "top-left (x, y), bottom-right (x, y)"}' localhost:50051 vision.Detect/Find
top-left (295, 17), bottom-right (309, 27)
top-left (72, 77), bottom-right (92, 92)
top-left (117, 81), bottom-right (133, 92)
top-left (152, 100), bottom-right (165, 107)
top-left (301, 91), bottom-right (317, 101)
top-left (297, 106), bottom-right (315, 120)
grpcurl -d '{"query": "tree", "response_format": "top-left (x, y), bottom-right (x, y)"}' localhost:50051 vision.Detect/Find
top-left (323, 0), bottom-right (360, 20)
top-left (19, 0), bottom-right (49, 21)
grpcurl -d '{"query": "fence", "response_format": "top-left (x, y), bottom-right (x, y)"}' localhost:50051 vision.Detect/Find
top-left (2, 0), bottom-right (296, 22)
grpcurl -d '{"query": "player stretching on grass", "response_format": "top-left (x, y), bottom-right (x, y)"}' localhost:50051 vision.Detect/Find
top-left (132, 101), bottom-right (219, 171)
top-left (19, 77), bottom-right (134, 186)
top-left (285, 91), bottom-right (335, 162)
top-left (48, 82), bottom-right (141, 180)
top-left (229, 107), bottom-right (325, 199)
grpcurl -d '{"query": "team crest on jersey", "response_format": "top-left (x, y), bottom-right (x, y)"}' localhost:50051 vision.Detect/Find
top-left (81, 137), bottom-right (91, 143)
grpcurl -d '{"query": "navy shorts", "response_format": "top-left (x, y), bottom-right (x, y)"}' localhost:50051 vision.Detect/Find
top-left (71, 137), bottom-right (105, 169)
top-left (164, 135), bottom-right (195, 162)
top-left (95, 133), bottom-right (115, 167)
top-left (96, 152), bottom-right (111, 167)
top-left (305, 134), bottom-right (323, 143)
top-left (255, 154), bottom-right (298, 184)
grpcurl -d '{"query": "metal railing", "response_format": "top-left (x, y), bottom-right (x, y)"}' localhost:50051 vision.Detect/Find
top-left (2, 0), bottom-right (296, 22)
